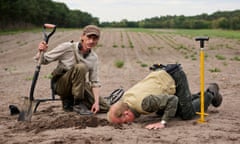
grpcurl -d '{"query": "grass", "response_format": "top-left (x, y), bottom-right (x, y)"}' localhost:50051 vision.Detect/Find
top-left (126, 28), bottom-right (240, 40)
top-left (0, 27), bottom-right (72, 35)
top-left (223, 61), bottom-right (228, 66)
top-left (171, 29), bottom-right (240, 40)
top-left (0, 28), bottom-right (41, 35)
top-left (96, 44), bottom-right (103, 47)
top-left (231, 56), bottom-right (240, 61)
top-left (17, 41), bottom-right (28, 46)
top-left (112, 44), bottom-right (118, 48)
top-left (129, 40), bottom-right (134, 48)
top-left (25, 76), bottom-right (33, 81)
top-left (126, 32), bottom-right (134, 48)
top-left (25, 74), bottom-right (52, 81)
top-left (126, 28), bottom-right (153, 33)
top-left (209, 68), bottom-right (221, 73)
top-left (115, 60), bottom-right (124, 68)
top-left (215, 54), bottom-right (226, 60)
top-left (3, 27), bottom-right (240, 40)
top-left (140, 63), bottom-right (148, 67)
top-left (136, 61), bottom-right (148, 67)
top-left (44, 74), bottom-right (53, 79)
top-left (4, 67), bottom-right (16, 73)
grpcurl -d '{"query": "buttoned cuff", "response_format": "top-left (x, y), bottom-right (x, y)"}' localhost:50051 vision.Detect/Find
top-left (91, 81), bottom-right (101, 88)
top-left (160, 120), bottom-right (167, 126)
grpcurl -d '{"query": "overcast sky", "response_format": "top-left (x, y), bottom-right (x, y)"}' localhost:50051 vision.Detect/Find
top-left (53, 0), bottom-right (240, 22)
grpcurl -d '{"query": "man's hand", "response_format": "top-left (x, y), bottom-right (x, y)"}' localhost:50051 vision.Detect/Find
top-left (38, 41), bottom-right (48, 52)
top-left (145, 122), bottom-right (166, 130)
top-left (91, 102), bottom-right (100, 114)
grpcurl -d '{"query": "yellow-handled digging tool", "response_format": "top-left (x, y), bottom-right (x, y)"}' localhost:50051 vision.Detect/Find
top-left (195, 37), bottom-right (209, 123)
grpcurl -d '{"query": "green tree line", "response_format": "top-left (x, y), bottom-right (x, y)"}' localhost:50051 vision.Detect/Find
top-left (0, 0), bottom-right (99, 30)
top-left (101, 10), bottom-right (240, 30)
top-left (1, 0), bottom-right (240, 30)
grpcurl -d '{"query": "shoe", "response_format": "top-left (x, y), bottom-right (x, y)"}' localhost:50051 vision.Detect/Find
top-left (9, 105), bottom-right (20, 115)
top-left (62, 99), bottom-right (73, 112)
top-left (207, 83), bottom-right (223, 107)
top-left (73, 103), bottom-right (93, 115)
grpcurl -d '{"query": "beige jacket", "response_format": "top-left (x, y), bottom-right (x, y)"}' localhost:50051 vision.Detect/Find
top-left (122, 70), bottom-right (176, 114)
top-left (40, 42), bottom-right (100, 87)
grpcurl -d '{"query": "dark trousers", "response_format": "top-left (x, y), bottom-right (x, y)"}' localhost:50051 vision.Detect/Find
top-left (170, 69), bottom-right (213, 120)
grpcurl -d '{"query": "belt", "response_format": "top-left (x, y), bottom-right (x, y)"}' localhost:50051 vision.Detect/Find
top-left (163, 64), bottom-right (182, 76)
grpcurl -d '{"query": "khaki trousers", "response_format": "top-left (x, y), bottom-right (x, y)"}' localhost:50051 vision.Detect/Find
top-left (55, 63), bottom-right (109, 112)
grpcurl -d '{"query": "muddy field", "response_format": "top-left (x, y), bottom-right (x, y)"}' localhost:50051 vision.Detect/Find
top-left (0, 28), bottom-right (240, 144)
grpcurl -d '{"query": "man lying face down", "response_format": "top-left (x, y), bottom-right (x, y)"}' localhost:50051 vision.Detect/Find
top-left (107, 64), bottom-right (222, 129)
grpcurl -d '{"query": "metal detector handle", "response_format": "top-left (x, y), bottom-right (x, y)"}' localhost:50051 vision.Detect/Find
top-left (29, 24), bottom-right (56, 101)
top-left (195, 37), bottom-right (209, 48)
top-left (43, 23), bottom-right (56, 44)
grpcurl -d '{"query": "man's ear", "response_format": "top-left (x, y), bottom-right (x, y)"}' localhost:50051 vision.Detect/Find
top-left (80, 35), bottom-right (84, 42)
top-left (123, 109), bottom-right (130, 116)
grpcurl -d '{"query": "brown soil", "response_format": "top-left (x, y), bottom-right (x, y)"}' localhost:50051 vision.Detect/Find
top-left (0, 29), bottom-right (239, 144)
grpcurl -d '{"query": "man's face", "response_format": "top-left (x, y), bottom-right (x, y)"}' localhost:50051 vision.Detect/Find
top-left (81, 34), bottom-right (99, 51)
top-left (109, 107), bottom-right (135, 124)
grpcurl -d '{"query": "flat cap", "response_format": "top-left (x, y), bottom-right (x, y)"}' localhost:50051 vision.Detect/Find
top-left (83, 25), bottom-right (100, 37)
